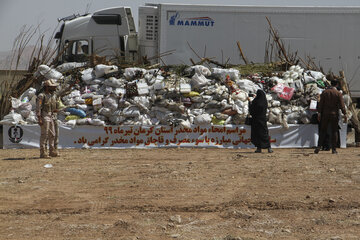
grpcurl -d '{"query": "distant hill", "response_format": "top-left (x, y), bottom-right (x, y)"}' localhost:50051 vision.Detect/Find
top-left (0, 47), bottom-right (31, 70)
top-left (0, 45), bottom-right (55, 70)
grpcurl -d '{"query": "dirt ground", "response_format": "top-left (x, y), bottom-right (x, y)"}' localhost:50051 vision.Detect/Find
top-left (0, 145), bottom-right (359, 240)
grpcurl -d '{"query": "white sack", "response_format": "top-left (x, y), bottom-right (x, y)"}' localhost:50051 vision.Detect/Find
top-left (212, 68), bottom-right (240, 81)
top-left (56, 62), bottom-right (87, 73)
top-left (114, 88), bottom-right (126, 96)
top-left (103, 97), bottom-right (118, 110)
top-left (137, 81), bottom-right (149, 95)
top-left (99, 107), bottom-right (112, 117)
top-left (81, 68), bottom-right (95, 83)
top-left (180, 119), bottom-right (191, 129)
top-left (123, 106), bottom-right (141, 118)
top-left (26, 111), bottom-right (38, 123)
top-left (104, 77), bottom-right (123, 88)
top-left (94, 64), bottom-right (118, 78)
top-left (0, 110), bottom-right (23, 125)
top-left (20, 88), bottom-right (36, 102)
top-left (191, 65), bottom-right (211, 76)
top-left (235, 79), bottom-right (260, 93)
top-left (88, 119), bottom-right (105, 126)
top-left (124, 68), bottom-right (146, 80)
top-left (35, 65), bottom-right (63, 80)
top-left (191, 73), bottom-right (209, 89)
top-left (194, 113), bottom-right (212, 125)
top-left (231, 90), bottom-right (247, 102)
top-left (76, 118), bottom-right (90, 125)
top-left (11, 97), bottom-right (22, 109)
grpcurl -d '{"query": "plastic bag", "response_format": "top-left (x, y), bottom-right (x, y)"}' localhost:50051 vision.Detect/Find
top-left (271, 84), bottom-right (295, 101)
top-left (212, 68), bottom-right (240, 81)
top-left (56, 62), bottom-right (87, 73)
top-left (222, 108), bottom-right (237, 116)
top-left (76, 104), bottom-right (88, 111)
top-left (70, 90), bottom-right (81, 98)
top-left (74, 97), bottom-right (85, 104)
top-left (231, 90), bottom-right (248, 102)
top-left (133, 96), bottom-right (150, 110)
top-left (99, 107), bottom-right (112, 117)
top-left (94, 64), bottom-right (118, 78)
top-left (57, 99), bottom-right (66, 110)
top-left (235, 79), bottom-right (260, 93)
top-left (67, 108), bottom-right (86, 118)
top-left (26, 111), bottom-right (38, 123)
top-left (179, 119), bottom-right (191, 129)
top-left (20, 88), bottom-right (36, 102)
top-left (191, 73), bottom-right (209, 89)
top-left (153, 78), bottom-right (165, 90)
top-left (65, 115), bottom-right (81, 121)
top-left (291, 79), bottom-right (304, 93)
top-left (271, 100), bottom-right (281, 107)
top-left (123, 106), bottom-right (141, 118)
top-left (104, 77), bottom-right (123, 88)
top-left (76, 118), bottom-right (90, 125)
top-left (180, 83), bottom-right (191, 93)
top-left (65, 119), bottom-right (77, 128)
top-left (191, 65), bottom-right (211, 76)
top-left (103, 97), bottom-right (118, 110)
top-left (35, 65), bottom-right (63, 80)
top-left (183, 91), bottom-right (200, 97)
top-left (194, 114), bottom-right (211, 125)
top-left (212, 116), bottom-right (225, 125)
top-left (11, 97), bottom-right (22, 109)
top-left (271, 107), bottom-right (282, 115)
top-left (88, 119), bottom-right (105, 126)
top-left (309, 100), bottom-right (317, 111)
top-left (124, 68), bottom-right (146, 80)
top-left (18, 102), bottom-right (32, 118)
top-left (81, 68), bottom-right (95, 83)
top-left (190, 109), bottom-right (204, 116)
top-left (109, 112), bottom-right (125, 125)
top-left (136, 114), bottom-right (152, 125)
top-left (137, 81), bottom-right (149, 95)
top-left (92, 97), bottom-right (102, 111)
top-left (114, 88), bottom-right (126, 96)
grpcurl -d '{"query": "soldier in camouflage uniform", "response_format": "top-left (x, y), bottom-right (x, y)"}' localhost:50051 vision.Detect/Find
top-left (36, 79), bottom-right (59, 158)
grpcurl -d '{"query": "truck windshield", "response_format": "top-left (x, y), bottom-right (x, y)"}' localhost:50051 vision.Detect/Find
top-left (63, 40), bottom-right (89, 62)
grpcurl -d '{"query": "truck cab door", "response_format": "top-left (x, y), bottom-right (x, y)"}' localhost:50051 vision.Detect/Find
top-left (92, 35), bottom-right (123, 61)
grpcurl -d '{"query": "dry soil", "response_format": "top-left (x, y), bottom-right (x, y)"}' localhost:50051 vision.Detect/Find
top-left (0, 147), bottom-right (359, 240)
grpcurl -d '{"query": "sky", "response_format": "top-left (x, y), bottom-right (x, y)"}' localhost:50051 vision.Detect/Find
top-left (1, 0), bottom-right (360, 52)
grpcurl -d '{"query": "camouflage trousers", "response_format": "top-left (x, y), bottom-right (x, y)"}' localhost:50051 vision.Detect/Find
top-left (54, 119), bottom-right (59, 150)
top-left (39, 115), bottom-right (56, 156)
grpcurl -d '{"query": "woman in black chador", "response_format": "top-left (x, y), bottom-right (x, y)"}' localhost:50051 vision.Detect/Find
top-left (249, 89), bottom-right (273, 153)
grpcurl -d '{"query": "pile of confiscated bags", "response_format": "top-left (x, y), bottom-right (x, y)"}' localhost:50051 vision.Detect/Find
top-left (0, 63), bottom-right (351, 128)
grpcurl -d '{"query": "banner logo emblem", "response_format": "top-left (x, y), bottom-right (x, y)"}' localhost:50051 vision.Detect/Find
top-left (8, 126), bottom-right (23, 143)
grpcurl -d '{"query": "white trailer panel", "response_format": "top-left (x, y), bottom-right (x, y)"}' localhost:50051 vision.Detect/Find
top-left (150, 4), bottom-right (360, 97)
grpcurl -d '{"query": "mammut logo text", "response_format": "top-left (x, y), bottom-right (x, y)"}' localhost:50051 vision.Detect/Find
top-left (169, 12), bottom-right (215, 27)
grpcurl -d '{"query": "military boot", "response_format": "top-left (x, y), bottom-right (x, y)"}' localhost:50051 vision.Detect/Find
top-left (40, 149), bottom-right (50, 159)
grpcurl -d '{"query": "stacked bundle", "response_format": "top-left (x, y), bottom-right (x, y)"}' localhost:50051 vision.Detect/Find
top-left (0, 63), bottom-right (351, 128)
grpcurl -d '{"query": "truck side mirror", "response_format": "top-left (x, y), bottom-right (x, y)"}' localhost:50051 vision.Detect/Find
top-left (54, 32), bottom-right (62, 39)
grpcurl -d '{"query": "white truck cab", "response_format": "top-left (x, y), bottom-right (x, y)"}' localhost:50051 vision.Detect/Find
top-left (55, 7), bottom-right (138, 63)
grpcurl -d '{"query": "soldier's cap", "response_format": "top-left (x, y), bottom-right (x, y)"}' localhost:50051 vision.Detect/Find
top-left (44, 79), bottom-right (59, 87)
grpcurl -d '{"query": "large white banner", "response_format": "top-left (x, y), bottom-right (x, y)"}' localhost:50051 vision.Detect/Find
top-left (3, 124), bottom-right (347, 149)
